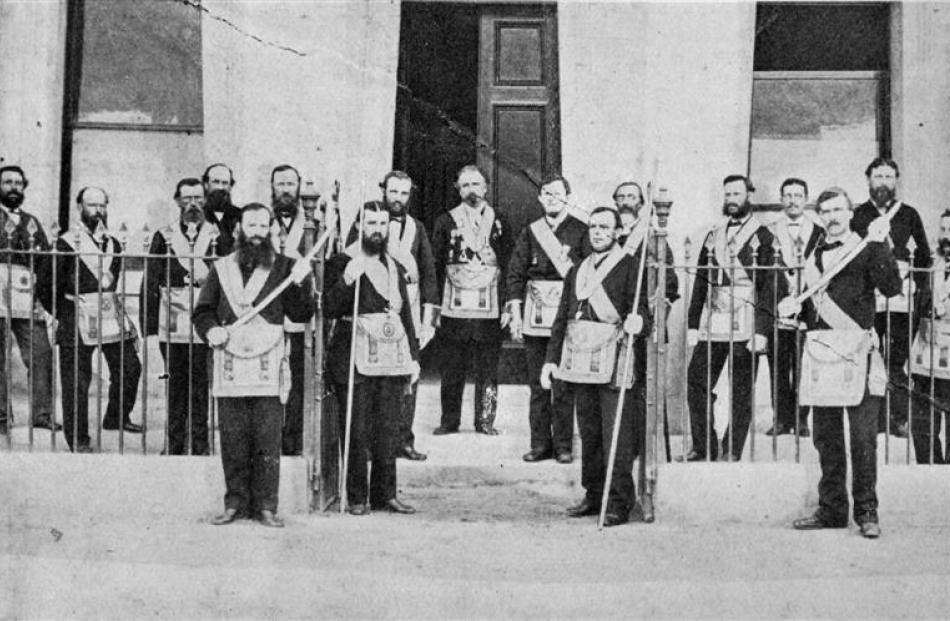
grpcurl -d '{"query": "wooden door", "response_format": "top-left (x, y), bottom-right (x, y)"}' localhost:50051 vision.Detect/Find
top-left (477, 6), bottom-right (560, 239)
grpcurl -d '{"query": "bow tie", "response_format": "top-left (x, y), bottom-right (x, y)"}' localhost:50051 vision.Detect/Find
top-left (727, 219), bottom-right (743, 228)
top-left (817, 240), bottom-right (843, 252)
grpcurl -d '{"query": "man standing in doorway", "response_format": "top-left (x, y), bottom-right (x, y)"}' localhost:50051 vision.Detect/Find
top-left (431, 165), bottom-right (509, 436)
top-left (505, 174), bottom-right (588, 463)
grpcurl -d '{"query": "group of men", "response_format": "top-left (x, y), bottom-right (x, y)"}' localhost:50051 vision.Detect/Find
top-left (2, 154), bottom-right (947, 534)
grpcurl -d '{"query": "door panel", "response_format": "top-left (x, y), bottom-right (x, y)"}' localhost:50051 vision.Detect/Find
top-left (478, 8), bottom-right (560, 239)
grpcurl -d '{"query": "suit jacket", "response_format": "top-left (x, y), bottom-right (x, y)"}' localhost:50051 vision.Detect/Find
top-left (851, 200), bottom-right (931, 292)
top-left (505, 213), bottom-right (589, 304)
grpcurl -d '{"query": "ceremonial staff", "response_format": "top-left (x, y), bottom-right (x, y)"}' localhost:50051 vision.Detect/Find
top-left (598, 182), bottom-right (655, 530)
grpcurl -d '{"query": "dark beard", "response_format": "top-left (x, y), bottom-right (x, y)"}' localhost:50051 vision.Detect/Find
top-left (272, 193), bottom-right (299, 220)
top-left (722, 200), bottom-right (751, 219)
top-left (236, 232), bottom-right (275, 270)
top-left (81, 212), bottom-right (106, 233)
top-left (462, 193), bottom-right (481, 207)
top-left (871, 185), bottom-right (895, 207)
top-left (0, 190), bottom-right (23, 210)
top-left (385, 198), bottom-right (406, 216)
top-left (362, 232), bottom-right (387, 255)
top-left (204, 189), bottom-right (231, 219)
top-left (939, 239), bottom-right (950, 258)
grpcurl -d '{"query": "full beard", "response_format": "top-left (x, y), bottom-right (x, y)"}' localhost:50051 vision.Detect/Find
top-left (385, 198), bottom-right (406, 216)
top-left (272, 193), bottom-right (299, 220)
top-left (722, 200), bottom-right (751, 219)
top-left (362, 232), bottom-right (387, 255)
top-left (0, 190), bottom-right (23, 210)
top-left (871, 185), bottom-right (895, 207)
top-left (204, 189), bottom-right (231, 218)
top-left (81, 212), bottom-right (107, 233)
top-left (236, 232), bottom-right (275, 271)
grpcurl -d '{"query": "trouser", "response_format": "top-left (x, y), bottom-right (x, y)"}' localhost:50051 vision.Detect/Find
top-left (159, 342), bottom-right (210, 455)
top-left (524, 335), bottom-right (574, 454)
top-left (909, 374), bottom-right (950, 464)
top-left (812, 390), bottom-right (879, 523)
top-left (59, 338), bottom-right (141, 450)
top-left (218, 396), bottom-right (283, 514)
top-left (398, 382), bottom-right (418, 449)
top-left (572, 382), bottom-right (635, 514)
top-left (686, 340), bottom-right (755, 459)
top-left (439, 337), bottom-right (500, 430)
top-left (767, 328), bottom-right (810, 430)
top-left (282, 332), bottom-right (305, 456)
top-left (335, 376), bottom-right (404, 506)
top-left (874, 311), bottom-right (911, 430)
top-left (0, 318), bottom-right (53, 423)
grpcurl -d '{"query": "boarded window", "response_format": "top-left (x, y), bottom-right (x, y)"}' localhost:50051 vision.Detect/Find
top-left (77, 0), bottom-right (202, 127)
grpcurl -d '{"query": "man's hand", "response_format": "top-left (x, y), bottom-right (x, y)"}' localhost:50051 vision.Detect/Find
top-left (206, 326), bottom-right (229, 349)
top-left (777, 296), bottom-right (802, 318)
top-left (623, 313), bottom-right (644, 337)
top-left (409, 361), bottom-right (420, 386)
top-left (867, 215), bottom-right (891, 243)
top-left (290, 258), bottom-right (312, 284)
top-left (343, 256), bottom-right (367, 286)
top-left (504, 301), bottom-right (523, 341)
top-left (687, 329), bottom-right (699, 348)
top-left (540, 362), bottom-right (558, 391)
top-left (747, 333), bottom-right (767, 354)
top-left (418, 325), bottom-right (435, 350)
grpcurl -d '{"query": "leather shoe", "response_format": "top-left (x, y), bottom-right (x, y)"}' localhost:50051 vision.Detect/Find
top-left (347, 503), bottom-right (369, 516)
top-left (74, 444), bottom-right (94, 454)
top-left (475, 425), bottom-right (499, 436)
top-left (764, 425), bottom-right (792, 436)
top-left (566, 498), bottom-right (600, 518)
top-left (372, 498), bottom-right (416, 514)
top-left (675, 450), bottom-right (715, 463)
top-left (0, 419), bottom-right (7, 435)
top-left (210, 508), bottom-right (244, 525)
top-left (859, 521), bottom-right (881, 539)
top-left (102, 420), bottom-right (143, 433)
top-left (555, 451), bottom-right (573, 464)
top-left (792, 514), bottom-right (848, 530)
top-left (397, 445), bottom-right (428, 461)
top-left (523, 448), bottom-right (553, 462)
top-left (603, 511), bottom-right (629, 527)
top-left (432, 426), bottom-right (458, 436)
top-left (258, 510), bottom-right (285, 528)
top-left (33, 417), bottom-right (62, 431)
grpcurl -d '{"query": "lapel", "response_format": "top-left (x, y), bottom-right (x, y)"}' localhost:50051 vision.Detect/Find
top-left (62, 228), bottom-right (117, 289)
top-left (449, 203), bottom-right (495, 254)
top-left (344, 242), bottom-right (402, 312)
top-left (217, 254), bottom-right (270, 315)
top-left (167, 223), bottom-right (213, 282)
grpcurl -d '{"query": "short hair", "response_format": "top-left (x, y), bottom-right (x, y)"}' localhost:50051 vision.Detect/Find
top-left (723, 174), bottom-right (754, 192)
top-left (815, 187), bottom-right (853, 211)
top-left (240, 202), bottom-right (274, 223)
top-left (270, 164), bottom-right (301, 186)
top-left (780, 177), bottom-right (808, 197)
top-left (865, 157), bottom-right (900, 178)
top-left (0, 165), bottom-right (28, 189)
top-left (76, 186), bottom-right (109, 205)
top-left (363, 200), bottom-right (388, 214)
top-left (379, 170), bottom-right (413, 192)
top-left (590, 206), bottom-right (622, 229)
top-left (539, 174), bottom-right (571, 196)
top-left (174, 177), bottom-right (204, 200)
top-left (612, 181), bottom-right (643, 203)
top-left (202, 163), bottom-right (235, 186)
top-left (455, 164), bottom-right (489, 185)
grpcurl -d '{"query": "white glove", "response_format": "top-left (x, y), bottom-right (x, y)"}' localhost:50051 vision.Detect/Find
top-left (409, 361), bottom-right (420, 386)
top-left (509, 313), bottom-right (523, 342)
top-left (866, 216), bottom-right (891, 243)
top-left (777, 296), bottom-right (802, 319)
top-left (687, 329), bottom-right (699, 348)
top-left (206, 326), bottom-right (229, 349)
top-left (935, 301), bottom-right (949, 319)
top-left (290, 257), bottom-right (312, 284)
top-left (747, 333), bottom-right (767, 354)
top-left (343, 256), bottom-right (366, 286)
top-left (540, 362), bottom-right (558, 391)
top-left (418, 325), bottom-right (435, 349)
top-left (623, 313), bottom-right (644, 337)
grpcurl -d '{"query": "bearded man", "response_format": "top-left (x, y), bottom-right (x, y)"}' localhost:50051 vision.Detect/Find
top-left (325, 201), bottom-right (421, 515)
top-left (0, 165), bottom-right (58, 434)
top-left (141, 178), bottom-right (221, 455)
top-left (851, 158), bottom-right (931, 438)
top-left (345, 171), bottom-right (437, 460)
top-left (194, 203), bottom-right (314, 527)
top-left (680, 175), bottom-right (780, 462)
top-left (201, 163), bottom-right (241, 255)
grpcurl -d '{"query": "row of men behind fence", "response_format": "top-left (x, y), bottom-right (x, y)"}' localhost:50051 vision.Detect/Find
top-left (0, 157), bottom-right (946, 531)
